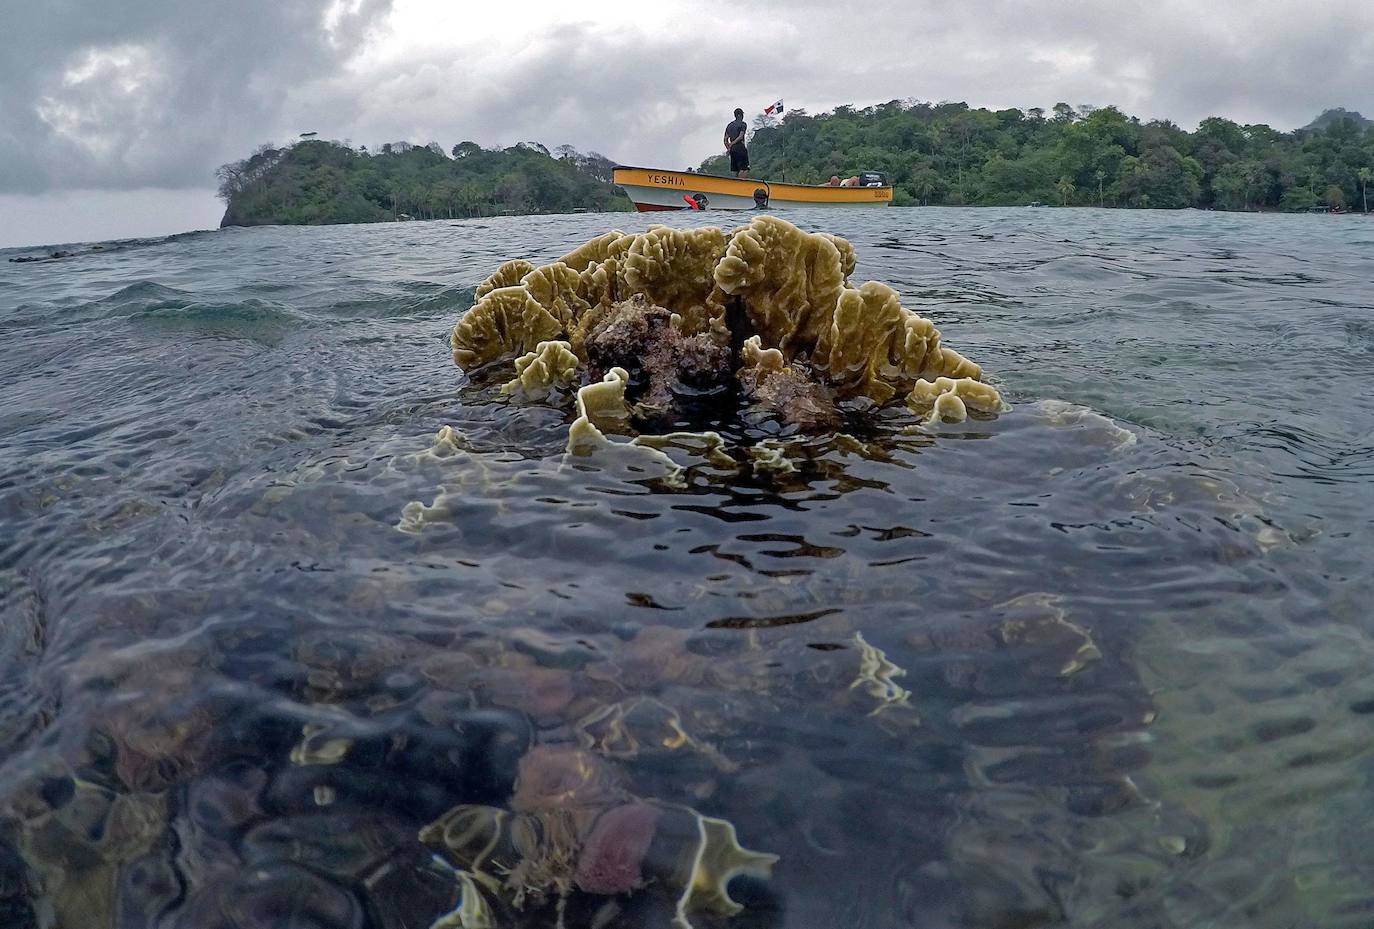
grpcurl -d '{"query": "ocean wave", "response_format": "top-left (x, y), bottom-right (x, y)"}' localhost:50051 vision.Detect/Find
top-left (0, 228), bottom-right (220, 262)
top-left (126, 298), bottom-right (306, 342)
top-left (318, 282), bottom-right (477, 320)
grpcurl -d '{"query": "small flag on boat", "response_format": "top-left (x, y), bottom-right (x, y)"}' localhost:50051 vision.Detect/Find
top-left (764, 99), bottom-right (784, 116)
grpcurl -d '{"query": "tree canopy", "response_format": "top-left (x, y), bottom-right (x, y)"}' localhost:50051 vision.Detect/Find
top-left (217, 103), bottom-right (1374, 226)
top-left (698, 101), bottom-right (1374, 211)
top-left (217, 140), bottom-right (630, 227)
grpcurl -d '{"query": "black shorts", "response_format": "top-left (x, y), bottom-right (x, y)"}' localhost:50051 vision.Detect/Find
top-left (729, 144), bottom-right (749, 173)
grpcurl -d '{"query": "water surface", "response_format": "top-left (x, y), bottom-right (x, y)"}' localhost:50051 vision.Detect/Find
top-left (2, 208), bottom-right (1372, 928)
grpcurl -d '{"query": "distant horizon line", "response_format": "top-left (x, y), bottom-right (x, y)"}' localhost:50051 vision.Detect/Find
top-left (8, 202), bottom-right (1371, 256)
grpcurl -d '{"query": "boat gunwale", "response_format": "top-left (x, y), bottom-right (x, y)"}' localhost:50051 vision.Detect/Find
top-left (612, 165), bottom-right (893, 200)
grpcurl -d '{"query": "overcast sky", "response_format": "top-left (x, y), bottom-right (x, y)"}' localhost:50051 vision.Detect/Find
top-left (3, 0), bottom-right (1371, 247)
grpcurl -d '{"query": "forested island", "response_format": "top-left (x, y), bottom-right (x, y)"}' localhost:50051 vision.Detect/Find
top-left (216, 140), bottom-right (630, 226)
top-left (216, 104), bottom-right (1374, 225)
top-left (699, 103), bottom-right (1373, 211)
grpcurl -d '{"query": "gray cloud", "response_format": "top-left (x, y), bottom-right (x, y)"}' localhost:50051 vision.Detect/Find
top-left (3, 0), bottom-right (1372, 196)
top-left (709, 0), bottom-right (1374, 130)
top-left (325, 23), bottom-right (797, 169)
top-left (0, 0), bottom-right (392, 193)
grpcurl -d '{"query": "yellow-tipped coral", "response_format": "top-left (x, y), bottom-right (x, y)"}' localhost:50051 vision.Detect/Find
top-left (519, 262), bottom-right (587, 329)
top-left (710, 216), bottom-right (994, 407)
top-left (449, 215), bottom-right (1004, 451)
top-left (671, 812), bottom-right (779, 929)
top-left (823, 232), bottom-right (858, 278)
top-left (621, 225), bottom-right (729, 333)
top-left (815, 281), bottom-right (907, 403)
top-left (565, 368), bottom-right (690, 487)
top-left (451, 286), bottom-right (564, 370)
top-left (567, 367), bottom-right (632, 453)
top-left (714, 215), bottom-right (848, 354)
top-left (749, 439), bottom-right (797, 476)
top-left (850, 631), bottom-right (913, 712)
top-left (738, 335), bottom-right (784, 387)
top-left (569, 257), bottom-right (624, 352)
top-left (501, 340), bottom-right (580, 400)
top-left (906, 375), bottom-right (1007, 423)
top-left (896, 314), bottom-right (983, 382)
top-left (557, 230), bottom-right (631, 272)
top-left (474, 258), bottom-right (536, 301)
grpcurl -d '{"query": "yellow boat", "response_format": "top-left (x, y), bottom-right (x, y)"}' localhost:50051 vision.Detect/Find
top-left (613, 165), bottom-right (893, 212)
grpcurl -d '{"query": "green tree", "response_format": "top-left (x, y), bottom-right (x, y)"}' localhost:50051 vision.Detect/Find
top-left (1279, 187), bottom-right (1317, 211)
top-left (217, 139), bottom-right (631, 227)
top-left (1213, 163), bottom-right (1250, 210)
top-left (1196, 116), bottom-right (1247, 155)
top-left (1118, 146), bottom-right (1202, 208)
top-left (1055, 176), bottom-right (1075, 205)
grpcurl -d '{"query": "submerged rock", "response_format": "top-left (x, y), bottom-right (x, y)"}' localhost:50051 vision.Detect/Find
top-left (172, 862), bottom-right (366, 929)
top-left (738, 335), bottom-right (841, 430)
top-left (501, 339), bottom-right (580, 400)
top-left (9, 250), bottom-right (77, 264)
top-left (574, 802), bottom-right (661, 895)
top-left (510, 746), bottom-right (623, 813)
top-left (584, 295), bottom-right (732, 417)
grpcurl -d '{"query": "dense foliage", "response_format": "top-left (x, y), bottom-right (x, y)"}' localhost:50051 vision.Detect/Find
top-left (699, 101), bottom-right (1374, 211)
top-left (217, 140), bottom-right (631, 226)
top-left (219, 103), bottom-right (1374, 225)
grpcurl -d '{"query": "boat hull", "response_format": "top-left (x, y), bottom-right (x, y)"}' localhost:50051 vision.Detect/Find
top-left (613, 166), bottom-right (893, 211)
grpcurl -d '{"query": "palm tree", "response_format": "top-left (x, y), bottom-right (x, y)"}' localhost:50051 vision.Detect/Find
top-left (1094, 169), bottom-right (1106, 208)
top-left (1055, 176), bottom-right (1075, 206)
top-left (1359, 168), bottom-right (1372, 213)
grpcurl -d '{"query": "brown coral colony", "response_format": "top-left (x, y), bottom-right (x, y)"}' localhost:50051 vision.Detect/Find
top-left (451, 215), bottom-right (1004, 431)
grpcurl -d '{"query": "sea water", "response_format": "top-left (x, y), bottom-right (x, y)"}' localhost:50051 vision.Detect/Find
top-left (1, 208), bottom-right (1372, 928)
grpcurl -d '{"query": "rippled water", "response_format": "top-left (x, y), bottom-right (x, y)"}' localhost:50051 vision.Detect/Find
top-left (2, 208), bottom-right (1372, 928)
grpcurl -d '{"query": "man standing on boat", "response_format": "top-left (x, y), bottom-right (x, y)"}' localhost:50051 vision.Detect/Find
top-left (724, 108), bottom-right (749, 178)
